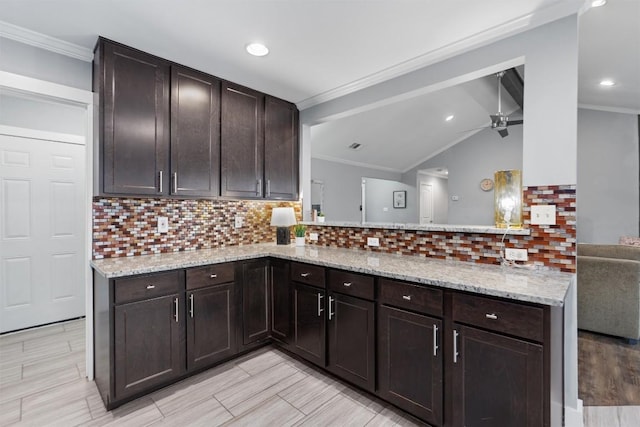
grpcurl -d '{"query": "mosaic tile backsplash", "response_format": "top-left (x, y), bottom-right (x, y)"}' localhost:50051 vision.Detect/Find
top-left (93, 185), bottom-right (575, 272)
top-left (93, 198), bottom-right (301, 259)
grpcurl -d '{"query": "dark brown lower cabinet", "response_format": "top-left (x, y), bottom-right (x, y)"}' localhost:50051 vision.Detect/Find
top-left (378, 305), bottom-right (443, 425)
top-left (114, 293), bottom-right (184, 401)
top-left (451, 324), bottom-right (544, 427)
top-left (327, 292), bottom-right (375, 392)
top-left (186, 283), bottom-right (236, 371)
top-left (270, 259), bottom-right (292, 347)
top-left (293, 282), bottom-right (326, 366)
top-left (240, 260), bottom-right (270, 347)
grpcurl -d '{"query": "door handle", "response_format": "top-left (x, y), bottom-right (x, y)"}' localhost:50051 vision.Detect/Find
top-left (433, 324), bottom-right (439, 357)
top-left (328, 296), bottom-right (335, 320)
top-left (189, 293), bottom-right (194, 318)
top-left (174, 297), bottom-right (179, 323)
top-left (317, 293), bottom-right (324, 316)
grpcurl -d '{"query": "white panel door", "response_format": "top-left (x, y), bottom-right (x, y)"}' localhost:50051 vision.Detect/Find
top-left (0, 134), bottom-right (85, 332)
top-left (420, 183), bottom-right (434, 224)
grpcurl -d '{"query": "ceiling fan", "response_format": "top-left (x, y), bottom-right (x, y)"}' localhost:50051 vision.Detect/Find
top-left (490, 71), bottom-right (523, 138)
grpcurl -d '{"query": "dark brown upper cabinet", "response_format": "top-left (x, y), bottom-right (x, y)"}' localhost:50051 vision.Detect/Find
top-left (221, 82), bottom-right (265, 199)
top-left (264, 96), bottom-right (299, 200)
top-left (170, 65), bottom-right (221, 197)
top-left (96, 39), bottom-right (170, 195)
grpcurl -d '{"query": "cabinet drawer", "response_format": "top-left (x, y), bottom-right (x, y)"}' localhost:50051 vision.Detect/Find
top-left (378, 278), bottom-right (443, 317)
top-left (452, 293), bottom-right (544, 342)
top-left (114, 270), bottom-right (182, 304)
top-left (186, 263), bottom-right (235, 290)
top-left (291, 262), bottom-right (325, 288)
top-left (329, 270), bottom-right (374, 300)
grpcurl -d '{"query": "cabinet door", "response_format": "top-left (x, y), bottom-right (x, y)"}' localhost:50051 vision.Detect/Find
top-left (270, 259), bottom-right (292, 346)
top-left (293, 283), bottom-right (326, 366)
top-left (264, 97), bottom-right (299, 200)
top-left (378, 305), bottom-right (442, 425)
top-left (327, 293), bottom-right (375, 392)
top-left (114, 293), bottom-right (184, 400)
top-left (451, 324), bottom-right (544, 427)
top-left (101, 40), bottom-right (170, 195)
top-left (241, 260), bottom-right (270, 346)
top-left (187, 283), bottom-right (236, 371)
top-left (221, 82), bottom-right (264, 198)
top-left (170, 66), bottom-right (220, 197)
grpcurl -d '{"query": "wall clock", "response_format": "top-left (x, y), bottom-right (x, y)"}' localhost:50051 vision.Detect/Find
top-left (480, 178), bottom-right (494, 192)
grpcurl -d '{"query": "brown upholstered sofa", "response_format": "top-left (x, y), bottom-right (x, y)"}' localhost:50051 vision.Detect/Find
top-left (577, 243), bottom-right (640, 342)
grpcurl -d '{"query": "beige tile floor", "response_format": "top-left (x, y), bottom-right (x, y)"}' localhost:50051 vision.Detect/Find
top-left (0, 318), bottom-right (638, 427)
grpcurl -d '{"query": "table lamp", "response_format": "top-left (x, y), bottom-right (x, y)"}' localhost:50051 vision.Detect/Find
top-left (270, 207), bottom-right (297, 245)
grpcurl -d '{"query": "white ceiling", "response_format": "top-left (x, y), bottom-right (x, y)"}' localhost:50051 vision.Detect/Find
top-left (0, 0), bottom-right (637, 172)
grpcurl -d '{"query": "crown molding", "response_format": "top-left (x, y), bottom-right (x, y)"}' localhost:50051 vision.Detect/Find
top-left (0, 21), bottom-right (93, 62)
top-left (297, 1), bottom-right (582, 110)
top-left (578, 103), bottom-right (640, 116)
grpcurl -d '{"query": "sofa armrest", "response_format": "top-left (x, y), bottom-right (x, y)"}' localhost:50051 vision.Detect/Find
top-left (577, 256), bottom-right (640, 340)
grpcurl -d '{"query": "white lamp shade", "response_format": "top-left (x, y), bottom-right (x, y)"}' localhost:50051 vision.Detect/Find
top-left (270, 207), bottom-right (297, 227)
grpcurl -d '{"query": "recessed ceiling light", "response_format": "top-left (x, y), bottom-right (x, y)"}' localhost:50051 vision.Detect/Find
top-left (599, 79), bottom-right (616, 87)
top-left (445, 115), bottom-right (454, 122)
top-left (246, 43), bottom-right (269, 57)
top-left (591, 0), bottom-right (607, 7)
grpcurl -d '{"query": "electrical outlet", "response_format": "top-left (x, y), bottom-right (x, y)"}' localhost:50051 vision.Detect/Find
top-left (367, 237), bottom-right (380, 247)
top-left (451, 195), bottom-right (459, 201)
top-left (234, 216), bottom-right (244, 228)
top-left (309, 232), bottom-right (319, 241)
top-left (157, 216), bottom-right (169, 233)
top-left (530, 205), bottom-right (556, 225)
top-left (505, 248), bottom-right (528, 261)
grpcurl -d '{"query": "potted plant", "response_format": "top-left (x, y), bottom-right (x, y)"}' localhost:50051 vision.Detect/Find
top-left (293, 224), bottom-right (306, 246)
top-left (317, 212), bottom-right (325, 223)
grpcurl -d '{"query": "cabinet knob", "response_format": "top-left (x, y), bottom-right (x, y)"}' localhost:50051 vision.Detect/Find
top-left (146, 284), bottom-right (155, 290)
top-left (402, 295), bottom-right (412, 301)
top-left (485, 313), bottom-right (498, 320)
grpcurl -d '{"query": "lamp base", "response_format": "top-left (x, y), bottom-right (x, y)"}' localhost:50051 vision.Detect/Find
top-left (276, 227), bottom-right (291, 245)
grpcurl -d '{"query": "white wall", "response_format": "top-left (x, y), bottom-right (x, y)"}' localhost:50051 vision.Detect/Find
top-left (0, 37), bottom-right (91, 90)
top-left (363, 177), bottom-right (415, 223)
top-left (577, 108), bottom-right (639, 243)
top-left (404, 125), bottom-right (523, 225)
top-left (311, 158), bottom-right (400, 222)
top-left (301, 16), bottom-right (579, 219)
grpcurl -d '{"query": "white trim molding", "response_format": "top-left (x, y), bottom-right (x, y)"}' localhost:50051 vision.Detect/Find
top-left (0, 20), bottom-right (93, 62)
top-left (0, 71), bottom-right (93, 104)
top-left (578, 103), bottom-right (640, 116)
top-left (0, 125), bottom-right (85, 145)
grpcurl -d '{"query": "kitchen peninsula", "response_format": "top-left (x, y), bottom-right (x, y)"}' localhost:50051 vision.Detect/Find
top-left (92, 243), bottom-right (572, 426)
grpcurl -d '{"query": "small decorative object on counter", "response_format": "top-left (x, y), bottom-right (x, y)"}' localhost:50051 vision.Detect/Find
top-left (317, 212), bottom-right (325, 223)
top-left (293, 224), bottom-right (306, 246)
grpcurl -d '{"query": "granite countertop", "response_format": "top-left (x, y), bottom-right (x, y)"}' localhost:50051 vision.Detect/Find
top-left (300, 221), bottom-right (531, 235)
top-left (91, 244), bottom-right (573, 307)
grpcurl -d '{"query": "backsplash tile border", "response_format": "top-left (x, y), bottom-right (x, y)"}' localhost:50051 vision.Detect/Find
top-left (92, 185), bottom-right (575, 272)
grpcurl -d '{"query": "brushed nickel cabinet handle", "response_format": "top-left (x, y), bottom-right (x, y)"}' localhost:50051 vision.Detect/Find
top-left (343, 282), bottom-right (352, 287)
top-left (189, 294), bottom-right (194, 318)
top-left (174, 297), bottom-right (179, 323)
top-left (159, 170), bottom-right (163, 193)
top-left (210, 274), bottom-right (218, 279)
top-left (146, 284), bottom-right (155, 290)
top-left (300, 272), bottom-right (310, 278)
top-left (267, 179), bottom-right (271, 197)
top-left (317, 293), bottom-right (324, 316)
top-left (453, 330), bottom-right (459, 363)
top-left (485, 313), bottom-right (498, 320)
top-left (173, 172), bottom-right (178, 194)
top-left (433, 324), bottom-right (439, 357)
top-left (329, 296), bottom-right (335, 320)
top-left (402, 295), bottom-right (412, 301)
top-left (257, 179), bottom-right (262, 196)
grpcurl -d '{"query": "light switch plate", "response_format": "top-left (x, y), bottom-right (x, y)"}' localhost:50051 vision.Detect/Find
top-left (157, 216), bottom-right (169, 233)
top-left (530, 205), bottom-right (556, 225)
top-left (309, 232), bottom-right (319, 241)
top-left (234, 216), bottom-right (244, 228)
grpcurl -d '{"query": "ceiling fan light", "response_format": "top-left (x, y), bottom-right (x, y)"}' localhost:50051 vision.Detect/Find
top-left (246, 43), bottom-right (269, 57)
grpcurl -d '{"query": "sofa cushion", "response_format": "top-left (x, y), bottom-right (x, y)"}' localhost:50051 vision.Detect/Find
top-left (577, 243), bottom-right (640, 261)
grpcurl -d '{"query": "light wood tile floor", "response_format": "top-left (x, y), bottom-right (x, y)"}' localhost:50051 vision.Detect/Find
top-left (1, 319), bottom-right (637, 427)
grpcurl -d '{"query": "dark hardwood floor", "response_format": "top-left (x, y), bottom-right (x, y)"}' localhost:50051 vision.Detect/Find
top-left (578, 330), bottom-right (640, 406)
